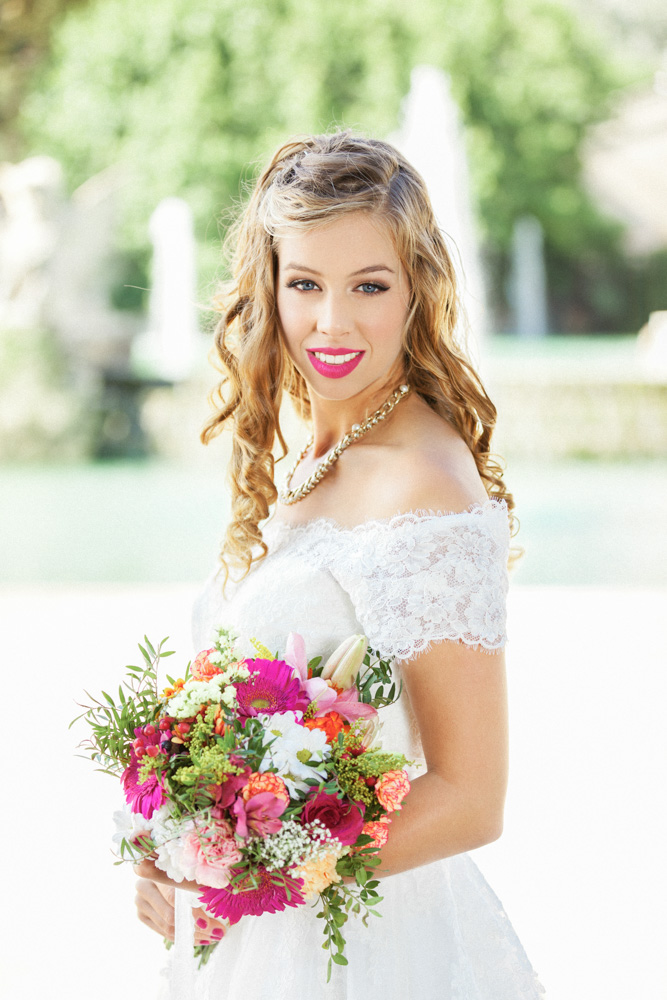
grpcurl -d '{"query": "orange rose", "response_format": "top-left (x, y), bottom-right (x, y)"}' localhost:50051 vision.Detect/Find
top-left (241, 771), bottom-right (290, 804)
top-left (375, 769), bottom-right (411, 812)
top-left (191, 648), bottom-right (225, 681)
top-left (303, 711), bottom-right (350, 742)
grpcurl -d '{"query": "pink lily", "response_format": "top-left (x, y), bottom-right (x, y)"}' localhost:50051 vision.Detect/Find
top-left (232, 792), bottom-right (287, 839)
top-left (285, 631), bottom-right (339, 715)
top-left (330, 686), bottom-right (378, 722)
top-left (285, 632), bottom-right (308, 682)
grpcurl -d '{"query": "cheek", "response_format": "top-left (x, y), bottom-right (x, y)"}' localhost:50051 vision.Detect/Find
top-left (277, 294), bottom-right (306, 343)
top-left (372, 300), bottom-right (408, 350)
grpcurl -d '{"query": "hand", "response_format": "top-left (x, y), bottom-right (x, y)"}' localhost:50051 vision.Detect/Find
top-left (135, 877), bottom-right (229, 946)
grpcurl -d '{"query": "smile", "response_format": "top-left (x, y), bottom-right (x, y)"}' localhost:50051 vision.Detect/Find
top-left (306, 349), bottom-right (365, 379)
top-left (312, 351), bottom-right (361, 365)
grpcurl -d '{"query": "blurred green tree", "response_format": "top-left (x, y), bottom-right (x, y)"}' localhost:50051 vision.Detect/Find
top-left (0, 0), bottom-right (90, 160)
top-left (13, 0), bottom-right (649, 330)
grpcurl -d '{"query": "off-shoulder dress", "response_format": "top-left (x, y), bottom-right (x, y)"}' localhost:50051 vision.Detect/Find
top-left (167, 500), bottom-right (545, 999)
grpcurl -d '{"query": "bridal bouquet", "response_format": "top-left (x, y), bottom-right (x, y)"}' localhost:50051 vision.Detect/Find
top-left (73, 627), bottom-right (411, 977)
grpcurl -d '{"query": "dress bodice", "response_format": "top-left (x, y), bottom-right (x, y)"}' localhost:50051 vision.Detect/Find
top-left (179, 500), bottom-right (547, 1000)
top-left (191, 499), bottom-right (510, 773)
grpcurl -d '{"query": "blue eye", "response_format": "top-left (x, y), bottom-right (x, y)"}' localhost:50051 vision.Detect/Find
top-left (288, 279), bottom-right (318, 291)
top-left (358, 282), bottom-right (389, 294)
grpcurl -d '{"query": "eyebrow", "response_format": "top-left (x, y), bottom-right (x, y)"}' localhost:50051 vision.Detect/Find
top-left (283, 263), bottom-right (395, 277)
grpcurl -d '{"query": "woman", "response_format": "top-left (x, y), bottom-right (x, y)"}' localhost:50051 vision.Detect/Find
top-left (135, 131), bottom-right (546, 998)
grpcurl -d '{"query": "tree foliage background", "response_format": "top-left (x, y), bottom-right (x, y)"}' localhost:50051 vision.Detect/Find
top-left (3, 0), bottom-right (660, 332)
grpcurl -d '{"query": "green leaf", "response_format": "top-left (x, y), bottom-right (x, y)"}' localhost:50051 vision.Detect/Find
top-left (332, 953), bottom-right (348, 966)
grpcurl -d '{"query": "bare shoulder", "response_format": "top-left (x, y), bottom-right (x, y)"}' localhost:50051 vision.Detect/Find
top-left (343, 396), bottom-right (489, 520)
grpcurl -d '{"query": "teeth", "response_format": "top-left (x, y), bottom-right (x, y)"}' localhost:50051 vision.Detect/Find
top-left (313, 351), bottom-right (361, 365)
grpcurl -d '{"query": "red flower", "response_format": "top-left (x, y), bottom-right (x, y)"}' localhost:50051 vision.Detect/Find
top-left (300, 791), bottom-right (364, 846)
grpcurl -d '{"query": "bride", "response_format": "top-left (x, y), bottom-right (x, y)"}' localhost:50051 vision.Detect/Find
top-left (134, 131), bottom-right (546, 998)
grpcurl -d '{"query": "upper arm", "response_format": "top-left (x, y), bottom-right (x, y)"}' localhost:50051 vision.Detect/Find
top-left (401, 640), bottom-right (509, 828)
top-left (387, 436), bottom-right (488, 516)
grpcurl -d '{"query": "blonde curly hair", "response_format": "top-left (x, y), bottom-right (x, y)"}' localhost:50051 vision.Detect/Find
top-left (202, 131), bottom-right (516, 582)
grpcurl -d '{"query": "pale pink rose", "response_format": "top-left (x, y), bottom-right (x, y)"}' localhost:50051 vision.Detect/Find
top-left (180, 821), bottom-right (242, 888)
top-left (375, 770), bottom-right (411, 812)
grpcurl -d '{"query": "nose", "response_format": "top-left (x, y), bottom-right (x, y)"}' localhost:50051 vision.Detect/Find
top-left (316, 291), bottom-right (353, 338)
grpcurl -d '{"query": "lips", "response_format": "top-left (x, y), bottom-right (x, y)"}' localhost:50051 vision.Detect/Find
top-left (306, 348), bottom-right (365, 379)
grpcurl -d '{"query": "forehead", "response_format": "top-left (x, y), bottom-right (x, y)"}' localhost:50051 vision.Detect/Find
top-left (275, 212), bottom-right (400, 272)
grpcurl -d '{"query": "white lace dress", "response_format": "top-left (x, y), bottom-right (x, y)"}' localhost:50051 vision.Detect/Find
top-left (169, 500), bottom-right (545, 999)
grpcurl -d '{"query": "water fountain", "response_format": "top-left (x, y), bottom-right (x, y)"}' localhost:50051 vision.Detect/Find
top-left (132, 197), bottom-right (202, 381)
top-left (390, 65), bottom-right (488, 359)
top-left (510, 216), bottom-right (549, 339)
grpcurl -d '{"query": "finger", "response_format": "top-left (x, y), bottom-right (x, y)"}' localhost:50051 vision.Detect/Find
top-left (135, 878), bottom-right (171, 914)
top-left (154, 880), bottom-right (176, 906)
top-left (133, 859), bottom-right (199, 894)
top-left (135, 879), bottom-right (176, 937)
top-left (135, 893), bottom-right (175, 941)
top-left (192, 907), bottom-right (228, 945)
top-left (137, 906), bottom-right (175, 942)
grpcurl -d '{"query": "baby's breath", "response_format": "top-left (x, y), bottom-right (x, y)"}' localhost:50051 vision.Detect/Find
top-left (248, 819), bottom-right (342, 872)
top-left (211, 627), bottom-right (240, 666)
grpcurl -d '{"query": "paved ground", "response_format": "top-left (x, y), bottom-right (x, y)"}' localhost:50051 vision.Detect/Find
top-left (2, 584), bottom-right (665, 1000)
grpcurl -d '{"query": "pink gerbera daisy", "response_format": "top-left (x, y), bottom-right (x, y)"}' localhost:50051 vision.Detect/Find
top-left (234, 659), bottom-right (304, 719)
top-left (198, 866), bottom-right (305, 922)
top-left (121, 750), bottom-right (167, 819)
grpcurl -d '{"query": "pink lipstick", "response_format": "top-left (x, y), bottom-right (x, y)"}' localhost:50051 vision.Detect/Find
top-left (306, 348), bottom-right (365, 379)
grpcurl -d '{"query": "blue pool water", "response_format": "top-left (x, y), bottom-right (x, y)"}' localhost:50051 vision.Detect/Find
top-left (0, 458), bottom-right (665, 586)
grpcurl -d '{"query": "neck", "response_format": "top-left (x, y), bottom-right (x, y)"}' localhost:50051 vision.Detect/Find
top-left (307, 372), bottom-right (406, 457)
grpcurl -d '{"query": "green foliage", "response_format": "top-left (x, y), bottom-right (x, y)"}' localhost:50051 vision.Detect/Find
top-left (320, 846), bottom-right (383, 981)
top-left (0, 0), bottom-right (90, 159)
top-left (72, 634), bottom-right (174, 772)
top-left (15, 0), bottom-right (650, 330)
top-left (17, 0), bottom-right (411, 294)
top-left (357, 648), bottom-right (402, 708)
top-left (10, 0), bottom-right (659, 330)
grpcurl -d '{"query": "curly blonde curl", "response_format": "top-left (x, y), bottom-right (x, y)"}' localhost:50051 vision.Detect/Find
top-left (202, 131), bottom-right (518, 584)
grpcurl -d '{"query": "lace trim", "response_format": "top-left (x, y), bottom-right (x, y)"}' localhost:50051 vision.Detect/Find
top-left (265, 497), bottom-right (508, 538)
top-left (261, 498), bottom-right (510, 661)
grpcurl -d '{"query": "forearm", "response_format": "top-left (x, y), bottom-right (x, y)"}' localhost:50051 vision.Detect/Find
top-left (372, 769), bottom-right (504, 879)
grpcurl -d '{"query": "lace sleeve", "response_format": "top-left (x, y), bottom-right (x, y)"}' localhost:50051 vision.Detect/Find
top-left (331, 500), bottom-right (510, 661)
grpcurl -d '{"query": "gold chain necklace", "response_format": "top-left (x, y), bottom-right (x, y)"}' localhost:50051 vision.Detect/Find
top-left (278, 383), bottom-right (411, 505)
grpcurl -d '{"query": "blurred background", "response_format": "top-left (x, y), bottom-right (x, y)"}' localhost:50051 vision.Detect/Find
top-left (1, 0), bottom-right (665, 997)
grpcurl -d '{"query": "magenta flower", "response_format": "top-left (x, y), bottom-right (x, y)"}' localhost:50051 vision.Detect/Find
top-left (234, 659), bottom-right (304, 718)
top-left (208, 756), bottom-right (252, 813)
top-left (121, 750), bottom-right (167, 819)
top-left (301, 791), bottom-right (365, 846)
top-left (232, 792), bottom-right (287, 838)
top-left (198, 866), bottom-right (305, 922)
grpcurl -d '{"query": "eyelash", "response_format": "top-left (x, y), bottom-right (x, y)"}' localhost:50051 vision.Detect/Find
top-left (287, 279), bottom-right (389, 295)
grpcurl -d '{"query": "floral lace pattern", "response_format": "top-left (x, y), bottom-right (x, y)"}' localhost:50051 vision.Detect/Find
top-left (262, 499), bottom-right (510, 661)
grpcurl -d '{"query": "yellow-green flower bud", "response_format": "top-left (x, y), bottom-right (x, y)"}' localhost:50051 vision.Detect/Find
top-left (321, 635), bottom-right (368, 689)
